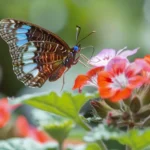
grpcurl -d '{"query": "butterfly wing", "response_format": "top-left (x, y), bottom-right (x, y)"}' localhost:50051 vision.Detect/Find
top-left (0, 19), bottom-right (71, 87)
top-left (0, 18), bottom-right (70, 51)
top-left (12, 41), bottom-right (68, 87)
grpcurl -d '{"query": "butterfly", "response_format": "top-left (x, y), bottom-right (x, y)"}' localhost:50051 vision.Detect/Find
top-left (0, 18), bottom-right (95, 88)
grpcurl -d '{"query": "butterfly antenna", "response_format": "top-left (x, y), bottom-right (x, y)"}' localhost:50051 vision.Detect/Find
top-left (76, 25), bottom-right (81, 44)
top-left (76, 31), bottom-right (96, 45)
top-left (81, 45), bottom-right (95, 58)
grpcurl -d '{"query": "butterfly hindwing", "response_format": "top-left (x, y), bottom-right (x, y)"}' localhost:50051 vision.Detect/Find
top-left (10, 41), bottom-right (68, 87)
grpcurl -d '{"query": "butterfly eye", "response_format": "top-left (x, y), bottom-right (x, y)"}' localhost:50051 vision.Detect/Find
top-left (73, 46), bottom-right (79, 51)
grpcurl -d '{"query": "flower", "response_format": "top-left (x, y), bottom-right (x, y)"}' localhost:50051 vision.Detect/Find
top-left (98, 58), bottom-right (146, 102)
top-left (72, 67), bottom-right (104, 92)
top-left (134, 56), bottom-right (150, 82)
top-left (73, 47), bottom-right (148, 102)
top-left (15, 115), bottom-right (53, 143)
top-left (0, 104), bottom-right (10, 128)
top-left (88, 47), bottom-right (139, 67)
top-left (0, 98), bottom-right (20, 128)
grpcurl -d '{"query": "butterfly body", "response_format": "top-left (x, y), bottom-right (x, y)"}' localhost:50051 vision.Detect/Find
top-left (0, 19), bottom-right (80, 87)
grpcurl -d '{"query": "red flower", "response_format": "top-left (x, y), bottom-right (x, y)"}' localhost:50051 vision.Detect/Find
top-left (144, 55), bottom-right (150, 64)
top-left (98, 58), bottom-right (146, 102)
top-left (72, 67), bottom-right (104, 92)
top-left (0, 104), bottom-right (10, 128)
top-left (0, 98), bottom-right (20, 128)
top-left (15, 115), bottom-right (53, 143)
top-left (31, 128), bottom-right (53, 143)
top-left (15, 115), bottom-right (29, 137)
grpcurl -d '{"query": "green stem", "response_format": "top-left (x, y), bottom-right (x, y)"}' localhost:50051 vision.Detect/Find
top-left (97, 140), bottom-right (108, 150)
top-left (58, 141), bottom-right (63, 150)
top-left (78, 117), bottom-right (91, 131)
top-left (126, 145), bottom-right (131, 150)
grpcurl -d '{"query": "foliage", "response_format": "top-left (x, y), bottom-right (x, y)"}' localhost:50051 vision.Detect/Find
top-left (43, 120), bottom-right (74, 145)
top-left (9, 92), bottom-right (95, 130)
top-left (85, 124), bottom-right (150, 150)
top-left (0, 138), bottom-right (58, 150)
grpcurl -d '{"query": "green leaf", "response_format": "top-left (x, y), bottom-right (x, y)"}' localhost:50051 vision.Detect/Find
top-left (66, 143), bottom-right (101, 150)
top-left (0, 138), bottom-right (58, 150)
top-left (66, 144), bottom-right (85, 150)
top-left (115, 129), bottom-right (150, 150)
top-left (9, 92), bottom-right (94, 130)
top-left (43, 120), bottom-right (74, 144)
top-left (85, 143), bottom-right (101, 150)
top-left (84, 124), bottom-right (150, 150)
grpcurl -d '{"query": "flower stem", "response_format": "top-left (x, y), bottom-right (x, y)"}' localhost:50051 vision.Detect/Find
top-left (77, 117), bottom-right (91, 131)
top-left (126, 145), bottom-right (131, 150)
top-left (97, 140), bottom-right (108, 150)
top-left (58, 141), bottom-right (63, 150)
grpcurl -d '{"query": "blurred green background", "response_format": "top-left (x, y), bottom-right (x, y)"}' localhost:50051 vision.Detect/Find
top-left (0, 0), bottom-right (149, 96)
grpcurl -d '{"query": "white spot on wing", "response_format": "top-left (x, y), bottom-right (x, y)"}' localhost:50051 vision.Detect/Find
top-left (30, 69), bottom-right (39, 77)
top-left (10, 24), bottom-right (15, 28)
top-left (23, 63), bottom-right (37, 73)
top-left (23, 52), bottom-right (35, 60)
top-left (23, 59), bottom-right (34, 64)
top-left (28, 45), bottom-right (37, 52)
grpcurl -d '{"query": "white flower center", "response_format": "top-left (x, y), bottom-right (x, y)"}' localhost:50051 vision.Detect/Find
top-left (110, 73), bottom-right (128, 90)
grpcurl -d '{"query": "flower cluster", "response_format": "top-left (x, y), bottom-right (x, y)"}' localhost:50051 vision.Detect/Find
top-left (0, 98), bottom-right (51, 143)
top-left (73, 47), bottom-right (150, 102)
top-left (73, 47), bottom-right (150, 128)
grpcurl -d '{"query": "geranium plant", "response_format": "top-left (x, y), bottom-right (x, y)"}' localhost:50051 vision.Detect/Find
top-left (1, 47), bottom-right (150, 150)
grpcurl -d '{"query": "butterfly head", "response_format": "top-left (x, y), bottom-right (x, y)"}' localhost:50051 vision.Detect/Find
top-left (73, 45), bottom-right (80, 53)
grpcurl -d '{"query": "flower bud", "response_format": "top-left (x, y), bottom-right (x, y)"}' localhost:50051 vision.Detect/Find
top-left (130, 96), bottom-right (141, 113)
top-left (91, 100), bottom-right (113, 118)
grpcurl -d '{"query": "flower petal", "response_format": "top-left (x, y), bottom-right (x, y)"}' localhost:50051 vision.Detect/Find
top-left (15, 115), bottom-right (29, 137)
top-left (0, 98), bottom-right (20, 111)
top-left (87, 67), bottom-right (104, 77)
top-left (144, 55), bottom-right (150, 64)
top-left (99, 87), bottom-right (115, 98)
top-left (98, 71), bottom-right (115, 98)
top-left (110, 88), bottom-right (132, 102)
top-left (88, 49), bottom-right (116, 67)
top-left (98, 71), bottom-right (112, 88)
top-left (125, 62), bottom-right (142, 77)
top-left (30, 128), bottom-right (52, 143)
top-left (0, 106), bottom-right (10, 128)
top-left (128, 76), bottom-right (146, 89)
top-left (117, 48), bottom-right (139, 58)
top-left (135, 58), bottom-right (150, 72)
top-left (106, 57), bottom-right (128, 73)
top-left (72, 75), bottom-right (89, 90)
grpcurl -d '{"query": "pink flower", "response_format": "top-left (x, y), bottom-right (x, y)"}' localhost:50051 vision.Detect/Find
top-left (88, 47), bottom-right (139, 67)
top-left (98, 58), bottom-right (146, 102)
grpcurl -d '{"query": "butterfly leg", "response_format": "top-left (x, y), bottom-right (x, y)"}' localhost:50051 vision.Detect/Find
top-left (60, 67), bottom-right (70, 91)
top-left (73, 56), bottom-right (80, 65)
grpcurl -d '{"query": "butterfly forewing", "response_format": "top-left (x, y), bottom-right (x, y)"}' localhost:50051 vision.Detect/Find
top-left (0, 19), bottom-right (70, 48)
top-left (0, 18), bottom-right (72, 87)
